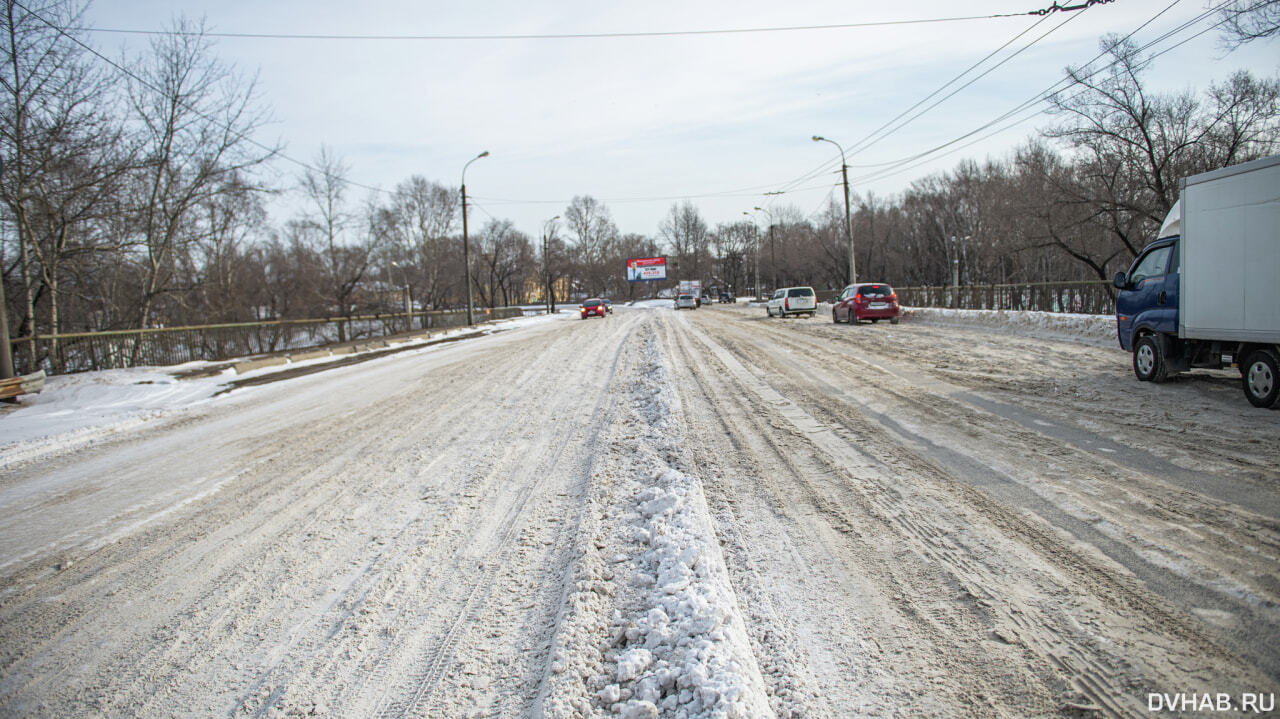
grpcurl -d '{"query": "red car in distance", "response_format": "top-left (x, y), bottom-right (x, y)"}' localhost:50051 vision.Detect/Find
top-left (580, 298), bottom-right (607, 319)
top-left (833, 283), bottom-right (901, 324)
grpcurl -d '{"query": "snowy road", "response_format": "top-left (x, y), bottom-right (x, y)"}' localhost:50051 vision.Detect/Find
top-left (0, 304), bottom-right (1277, 717)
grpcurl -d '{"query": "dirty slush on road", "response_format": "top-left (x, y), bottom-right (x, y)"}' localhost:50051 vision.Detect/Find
top-left (0, 306), bottom-right (1276, 717)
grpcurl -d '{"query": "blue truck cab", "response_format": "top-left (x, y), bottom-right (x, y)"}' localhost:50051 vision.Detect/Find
top-left (1111, 155), bottom-right (1280, 408)
top-left (1115, 236), bottom-right (1179, 355)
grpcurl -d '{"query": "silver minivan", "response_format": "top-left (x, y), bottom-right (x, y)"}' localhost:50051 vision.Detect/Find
top-left (766, 286), bottom-right (817, 318)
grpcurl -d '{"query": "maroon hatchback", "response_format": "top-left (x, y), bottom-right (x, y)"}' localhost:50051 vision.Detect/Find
top-left (833, 283), bottom-right (900, 324)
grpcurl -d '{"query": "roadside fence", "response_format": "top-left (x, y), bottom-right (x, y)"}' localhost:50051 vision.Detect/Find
top-left (8, 307), bottom-right (525, 377)
top-left (894, 280), bottom-right (1114, 315)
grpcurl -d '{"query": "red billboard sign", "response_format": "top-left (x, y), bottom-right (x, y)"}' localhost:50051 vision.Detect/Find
top-left (626, 257), bottom-right (667, 282)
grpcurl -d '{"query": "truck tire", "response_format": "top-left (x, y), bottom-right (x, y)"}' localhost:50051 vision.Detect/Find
top-left (1242, 348), bottom-right (1279, 408)
top-left (1133, 335), bottom-right (1169, 383)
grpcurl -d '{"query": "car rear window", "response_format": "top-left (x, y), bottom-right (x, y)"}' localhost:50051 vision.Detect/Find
top-left (787, 288), bottom-right (814, 297)
top-left (858, 285), bottom-right (892, 297)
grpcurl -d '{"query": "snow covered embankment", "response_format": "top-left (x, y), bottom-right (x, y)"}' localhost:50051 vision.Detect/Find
top-left (539, 328), bottom-right (773, 718)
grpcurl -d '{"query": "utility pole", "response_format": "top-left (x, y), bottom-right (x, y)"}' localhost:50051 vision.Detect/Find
top-left (460, 151), bottom-right (488, 326)
top-left (543, 215), bottom-right (559, 314)
top-left (743, 211), bottom-right (761, 300)
top-left (813, 136), bottom-right (856, 286)
top-left (0, 157), bottom-right (13, 379)
top-left (753, 205), bottom-right (778, 293)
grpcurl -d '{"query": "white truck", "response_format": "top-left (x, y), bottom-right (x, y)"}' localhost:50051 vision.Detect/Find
top-left (678, 280), bottom-right (703, 307)
top-left (1112, 154), bottom-right (1280, 408)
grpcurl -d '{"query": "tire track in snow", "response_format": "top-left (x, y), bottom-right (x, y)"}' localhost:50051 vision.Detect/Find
top-left (362, 315), bottom-right (633, 718)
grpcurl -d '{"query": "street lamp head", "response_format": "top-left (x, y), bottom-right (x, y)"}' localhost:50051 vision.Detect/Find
top-left (753, 206), bottom-right (762, 211)
top-left (812, 135), bottom-right (824, 142)
top-left (477, 150), bottom-right (489, 159)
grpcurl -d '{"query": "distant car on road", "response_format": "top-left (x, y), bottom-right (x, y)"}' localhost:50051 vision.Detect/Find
top-left (580, 298), bottom-right (606, 319)
top-left (718, 292), bottom-right (735, 303)
top-left (833, 283), bottom-right (900, 324)
top-left (602, 298), bottom-right (613, 313)
top-left (675, 294), bottom-right (697, 310)
top-left (766, 286), bottom-right (817, 318)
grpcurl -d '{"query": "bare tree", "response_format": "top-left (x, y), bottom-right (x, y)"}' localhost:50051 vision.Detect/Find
top-left (473, 219), bottom-right (529, 308)
top-left (1, 0), bottom-right (135, 371)
top-left (189, 174), bottom-right (266, 323)
top-left (298, 147), bottom-right (376, 340)
top-left (563, 195), bottom-right (618, 297)
top-left (383, 175), bottom-right (457, 311)
top-left (659, 201), bottom-right (709, 288)
top-left (1218, 0), bottom-right (1280, 48)
top-left (1042, 37), bottom-right (1279, 280)
top-left (125, 15), bottom-right (276, 333)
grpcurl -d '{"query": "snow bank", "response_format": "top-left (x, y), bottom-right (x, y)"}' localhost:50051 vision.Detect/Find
top-left (600, 467), bottom-right (773, 718)
top-left (903, 306), bottom-right (1118, 348)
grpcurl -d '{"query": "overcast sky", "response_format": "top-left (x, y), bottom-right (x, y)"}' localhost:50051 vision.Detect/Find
top-left (82, 0), bottom-right (1277, 240)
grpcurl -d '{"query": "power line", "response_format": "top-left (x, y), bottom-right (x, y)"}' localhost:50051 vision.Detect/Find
top-left (814, 0), bottom-right (1207, 192)
top-left (780, 7), bottom-right (1090, 198)
top-left (845, 10), bottom-right (1081, 158)
top-left (77, 9), bottom-right (1097, 43)
top-left (10, 1), bottom-right (397, 200)
top-left (463, 1), bottom-right (1222, 214)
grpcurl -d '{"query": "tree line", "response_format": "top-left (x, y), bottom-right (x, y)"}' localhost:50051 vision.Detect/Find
top-left (3, 1), bottom-right (1277, 364)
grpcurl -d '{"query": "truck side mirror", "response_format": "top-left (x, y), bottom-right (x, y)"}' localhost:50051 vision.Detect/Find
top-left (1113, 272), bottom-right (1128, 289)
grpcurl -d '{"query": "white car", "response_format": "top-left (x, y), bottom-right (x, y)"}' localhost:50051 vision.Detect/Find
top-left (766, 286), bottom-right (817, 318)
top-left (674, 293), bottom-right (697, 310)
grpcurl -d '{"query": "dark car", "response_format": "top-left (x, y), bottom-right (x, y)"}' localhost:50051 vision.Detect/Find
top-left (833, 283), bottom-right (900, 324)
top-left (718, 292), bottom-right (735, 303)
top-left (580, 298), bottom-right (606, 319)
top-left (602, 299), bottom-right (613, 314)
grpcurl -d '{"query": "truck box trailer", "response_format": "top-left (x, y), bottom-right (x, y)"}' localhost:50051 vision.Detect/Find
top-left (1113, 154), bottom-right (1280, 407)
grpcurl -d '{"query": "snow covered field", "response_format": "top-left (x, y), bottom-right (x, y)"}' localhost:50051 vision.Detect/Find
top-left (0, 304), bottom-right (1276, 717)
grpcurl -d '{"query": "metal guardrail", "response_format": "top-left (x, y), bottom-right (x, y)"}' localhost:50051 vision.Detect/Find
top-left (895, 281), bottom-right (1114, 315)
top-left (8, 307), bottom-right (525, 376)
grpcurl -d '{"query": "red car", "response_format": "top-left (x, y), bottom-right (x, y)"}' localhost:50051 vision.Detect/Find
top-left (833, 283), bottom-right (900, 324)
top-left (580, 298), bottom-right (606, 319)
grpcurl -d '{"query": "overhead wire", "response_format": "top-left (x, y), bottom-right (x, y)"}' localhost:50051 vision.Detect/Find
top-left (28, 0), bottom-right (1228, 224)
top-left (77, 9), bottom-right (1096, 43)
top-left (843, 0), bottom-right (1222, 189)
top-left (776, 5), bottom-right (1088, 205)
top-left (10, 0), bottom-right (397, 199)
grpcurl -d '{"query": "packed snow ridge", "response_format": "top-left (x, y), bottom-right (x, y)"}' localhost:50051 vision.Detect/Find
top-left (602, 467), bottom-right (772, 718)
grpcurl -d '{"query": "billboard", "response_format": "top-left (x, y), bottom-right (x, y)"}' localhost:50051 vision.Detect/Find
top-left (626, 256), bottom-right (667, 282)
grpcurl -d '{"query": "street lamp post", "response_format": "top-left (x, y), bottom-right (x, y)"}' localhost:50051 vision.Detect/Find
top-left (460, 150), bottom-right (489, 326)
top-left (753, 206), bottom-right (777, 292)
top-left (743, 210), bottom-right (762, 301)
top-left (543, 215), bottom-right (560, 315)
top-left (812, 135), bottom-right (856, 286)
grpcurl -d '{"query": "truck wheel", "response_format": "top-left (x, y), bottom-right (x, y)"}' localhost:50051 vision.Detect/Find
top-left (1133, 335), bottom-right (1169, 382)
top-left (1242, 349), bottom-right (1279, 408)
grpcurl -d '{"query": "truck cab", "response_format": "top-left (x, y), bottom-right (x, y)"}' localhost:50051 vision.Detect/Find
top-left (1114, 236), bottom-right (1179, 353)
